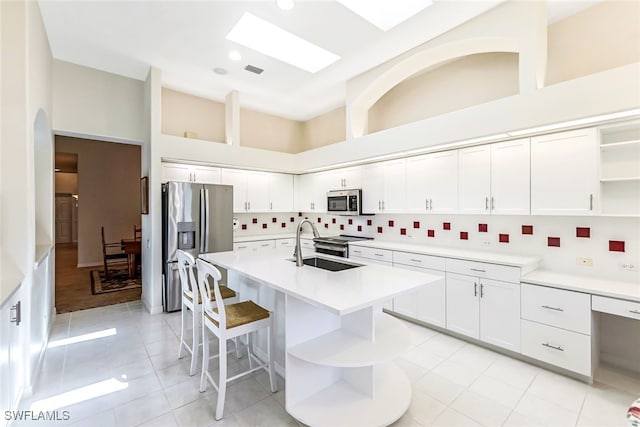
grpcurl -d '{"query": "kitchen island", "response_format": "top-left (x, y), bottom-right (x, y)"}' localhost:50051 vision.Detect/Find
top-left (200, 248), bottom-right (442, 427)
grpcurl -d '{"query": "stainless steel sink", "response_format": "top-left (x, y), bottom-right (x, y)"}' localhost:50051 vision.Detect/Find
top-left (289, 257), bottom-right (362, 272)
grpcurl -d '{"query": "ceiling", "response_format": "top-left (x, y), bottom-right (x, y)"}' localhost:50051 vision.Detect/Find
top-left (39, 0), bottom-right (600, 122)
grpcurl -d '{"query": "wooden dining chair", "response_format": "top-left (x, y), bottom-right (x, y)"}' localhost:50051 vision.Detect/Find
top-left (101, 226), bottom-right (127, 279)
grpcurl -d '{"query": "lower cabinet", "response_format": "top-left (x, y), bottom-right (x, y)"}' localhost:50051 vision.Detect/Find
top-left (1, 287), bottom-right (24, 416)
top-left (233, 240), bottom-right (275, 252)
top-left (349, 248), bottom-right (393, 310)
top-left (446, 272), bottom-right (521, 353)
top-left (393, 264), bottom-right (446, 328)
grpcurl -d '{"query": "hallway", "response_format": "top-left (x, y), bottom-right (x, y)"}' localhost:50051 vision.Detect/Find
top-left (55, 243), bottom-right (141, 313)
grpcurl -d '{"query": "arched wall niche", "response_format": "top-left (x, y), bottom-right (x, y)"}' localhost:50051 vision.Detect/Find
top-left (350, 37), bottom-right (521, 137)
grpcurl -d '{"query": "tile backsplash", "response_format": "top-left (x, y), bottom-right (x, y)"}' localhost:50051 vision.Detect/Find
top-left (233, 212), bottom-right (640, 282)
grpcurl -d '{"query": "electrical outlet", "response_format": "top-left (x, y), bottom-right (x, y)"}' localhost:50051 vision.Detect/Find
top-left (620, 263), bottom-right (638, 271)
top-left (576, 257), bottom-right (593, 267)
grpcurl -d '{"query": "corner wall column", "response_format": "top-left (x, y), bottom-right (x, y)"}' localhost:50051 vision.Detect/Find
top-left (225, 90), bottom-right (240, 146)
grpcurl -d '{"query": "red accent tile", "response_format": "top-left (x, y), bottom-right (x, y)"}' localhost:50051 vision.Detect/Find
top-left (388, 220), bottom-right (394, 227)
top-left (479, 224), bottom-right (488, 233)
top-left (522, 225), bottom-right (533, 235)
top-left (576, 227), bottom-right (590, 238)
top-left (298, 212), bottom-right (302, 217)
top-left (413, 221), bottom-right (420, 229)
top-left (443, 222), bottom-right (451, 230)
top-left (340, 224), bottom-right (344, 230)
top-left (291, 217), bottom-right (295, 222)
top-left (499, 233), bottom-right (509, 243)
top-left (317, 217), bottom-right (322, 223)
top-left (609, 240), bottom-right (625, 252)
top-left (427, 229), bottom-right (435, 238)
top-left (272, 217), bottom-right (277, 223)
top-left (460, 231), bottom-right (468, 240)
top-left (348, 219), bottom-right (353, 225)
top-left (241, 224), bottom-right (247, 230)
top-left (377, 226), bottom-right (383, 233)
top-left (252, 218), bottom-right (258, 224)
top-left (366, 219), bottom-right (372, 226)
top-left (324, 223), bottom-right (328, 229)
top-left (262, 224), bottom-right (267, 229)
top-left (548, 237), bottom-right (561, 247)
top-left (400, 228), bottom-right (407, 235)
top-left (357, 225), bottom-right (362, 232)
top-left (281, 223), bottom-right (286, 228)
top-left (332, 218), bottom-right (336, 224)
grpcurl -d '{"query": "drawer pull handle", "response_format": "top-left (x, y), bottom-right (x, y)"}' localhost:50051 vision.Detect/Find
top-left (474, 282), bottom-right (478, 297)
top-left (261, 243), bottom-right (270, 247)
top-left (409, 259), bottom-right (422, 263)
top-left (374, 253), bottom-right (384, 257)
top-left (542, 342), bottom-right (564, 352)
top-left (630, 310), bottom-right (640, 315)
top-left (541, 305), bottom-right (564, 312)
top-left (470, 268), bottom-right (486, 273)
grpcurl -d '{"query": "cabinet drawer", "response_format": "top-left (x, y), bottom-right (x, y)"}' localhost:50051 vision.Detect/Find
top-left (592, 296), bottom-right (640, 321)
top-left (256, 240), bottom-right (276, 250)
top-left (349, 246), bottom-right (392, 263)
top-left (300, 239), bottom-right (315, 249)
top-left (393, 251), bottom-right (446, 271)
top-left (233, 242), bottom-right (253, 251)
top-left (446, 258), bottom-right (520, 283)
top-left (521, 284), bottom-right (591, 335)
top-left (521, 319), bottom-right (591, 376)
top-left (276, 238), bottom-right (295, 248)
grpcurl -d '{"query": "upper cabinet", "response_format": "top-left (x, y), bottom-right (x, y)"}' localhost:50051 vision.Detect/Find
top-left (362, 159), bottom-right (406, 214)
top-left (324, 166), bottom-right (362, 190)
top-left (406, 151), bottom-right (458, 214)
top-left (221, 169), bottom-right (293, 213)
top-left (458, 146), bottom-right (491, 215)
top-left (294, 172), bottom-right (328, 213)
top-left (162, 162), bottom-right (221, 184)
top-left (599, 121), bottom-right (640, 216)
top-left (531, 128), bottom-right (598, 215)
top-left (490, 139), bottom-right (530, 215)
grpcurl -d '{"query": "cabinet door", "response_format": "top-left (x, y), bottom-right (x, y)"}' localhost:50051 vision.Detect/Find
top-left (445, 273), bottom-right (479, 339)
top-left (458, 146), bottom-right (491, 215)
top-left (394, 264), bottom-right (446, 327)
top-left (425, 151), bottom-right (458, 213)
top-left (311, 172), bottom-right (330, 212)
top-left (361, 163), bottom-right (383, 213)
top-left (246, 171), bottom-right (270, 212)
top-left (192, 166), bottom-right (221, 184)
top-left (479, 278), bottom-right (521, 352)
top-left (294, 174), bottom-right (313, 212)
top-left (269, 173), bottom-right (294, 212)
top-left (342, 166), bottom-right (362, 189)
top-left (221, 169), bottom-right (247, 212)
top-left (382, 159), bottom-right (406, 213)
top-left (162, 163), bottom-right (192, 183)
top-left (406, 155), bottom-right (429, 212)
top-left (491, 139), bottom-right (530, 215)
top-left (531, 128), bottom-right (598, 215)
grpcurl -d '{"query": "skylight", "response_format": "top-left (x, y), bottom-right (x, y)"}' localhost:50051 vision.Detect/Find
top-left (226, 13), bottom-right (340, 73)
top-left (336, 0), bottom-right (433, 31)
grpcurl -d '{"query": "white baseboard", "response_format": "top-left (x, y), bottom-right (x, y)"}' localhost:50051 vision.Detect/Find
top-left (143, 297), bottom-right (163, 315)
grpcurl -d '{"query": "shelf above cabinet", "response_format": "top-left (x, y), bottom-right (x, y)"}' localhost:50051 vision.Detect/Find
top-left (600, 139), bottom-right (640, 149)
top-left (287, 313), bottom-right (409, 367)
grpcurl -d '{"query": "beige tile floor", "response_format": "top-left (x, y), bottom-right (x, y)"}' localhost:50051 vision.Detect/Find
top-left (14, 301), bottom-right (639, 427)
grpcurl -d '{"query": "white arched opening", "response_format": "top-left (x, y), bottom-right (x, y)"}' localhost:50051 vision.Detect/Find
top-left (350, 37), bottom-right (520, 137)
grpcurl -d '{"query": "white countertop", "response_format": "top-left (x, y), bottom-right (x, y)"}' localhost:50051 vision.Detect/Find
top-left (233, 233), bottom-right (314, 243)
top-left (522, 269), bottom-right (640, 302)
top-left (201, 248), bottom-right (442, 316)
top-left (349, 240), bottom-right (540, 273)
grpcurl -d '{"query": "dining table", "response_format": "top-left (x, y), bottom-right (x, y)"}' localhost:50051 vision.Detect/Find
top-left (121, 238), bottom-right (141, 279)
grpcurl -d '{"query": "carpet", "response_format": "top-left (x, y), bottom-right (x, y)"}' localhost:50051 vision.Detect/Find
top-left (90, 267), bottom-right (142, 295)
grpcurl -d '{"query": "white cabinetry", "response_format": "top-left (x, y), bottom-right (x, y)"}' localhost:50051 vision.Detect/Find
top-left (222, 169), bottom-right (293, 213)
top-left (446, 260), bottom-right (521, 352)
top-left (324, 166), bottom-right (362, 190)
top-left (162, 162), bottom-right (221, 184)
top-left (531, 128), bottom-right (598, 215)
top-left (349, 247), bottom-right (393, 310)
top-left (406, 151), bottom-right (458, 213)
top-left (233, 240), bottom-right (276, 252)
top-left (269, 173), bottom-right (294, 212)
top-left (0, 288), bottom-right (24, 416)
top-left (458, 139), bottom-right (530, 215)
top-left (295, 173), bottom-right (328, 212)
top-left (361, 159), bottom-right (406, 214)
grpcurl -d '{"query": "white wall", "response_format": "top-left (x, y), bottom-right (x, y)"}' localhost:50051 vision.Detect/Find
top-left (53, 60), bottom-right (145, 143)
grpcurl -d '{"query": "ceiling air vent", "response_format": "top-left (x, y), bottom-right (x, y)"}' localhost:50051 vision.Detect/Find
top-left (244, 65), bottom-right (264, 75)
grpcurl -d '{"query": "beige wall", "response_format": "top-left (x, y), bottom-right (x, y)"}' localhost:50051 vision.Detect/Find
top-left (547, 0), bottom-right (640, 85)
top-left (55, 136), bottom-right (141, 266)
top-left (161, 87), bottom-right (226, 142)
top-left (240, 108), bottom-right (303, 153)
top-left (55, 172), bottom-right (78, 194)
top-left (368, 52), bottom-right (519, 134)
top-left (300, 106), bottom-right (346, 151)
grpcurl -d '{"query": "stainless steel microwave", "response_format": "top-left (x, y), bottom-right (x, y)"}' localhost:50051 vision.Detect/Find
top-left (327, 189), bottom-right (362, 216)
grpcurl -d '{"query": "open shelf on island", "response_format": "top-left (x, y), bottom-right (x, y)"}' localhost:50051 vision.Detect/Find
top-left (288, 313), bottom-right (410, 367)
top-left (287, 363), bottom-right (410, 427)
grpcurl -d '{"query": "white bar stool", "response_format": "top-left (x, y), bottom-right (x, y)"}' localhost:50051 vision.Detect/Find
top-left (195, 258), bottom-right (276, 420)
top-left (176, 250), bottom-right (238, 375)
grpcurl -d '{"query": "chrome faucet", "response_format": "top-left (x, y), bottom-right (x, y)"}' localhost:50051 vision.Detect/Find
top-left (294, 218), bottom-right (320, 266)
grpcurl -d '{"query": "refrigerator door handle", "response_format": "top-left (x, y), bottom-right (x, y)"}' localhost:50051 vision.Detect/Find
top-left (204, 187), bottom-right (210, 253)
top-left (200, 188), bottom-right (206, 253)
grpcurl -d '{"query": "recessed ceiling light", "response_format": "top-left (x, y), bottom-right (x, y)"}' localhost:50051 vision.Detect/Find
top-left (228, 50), bottom-right (242, 61)
top-left (226, 12), bottom-right (340, 73)
top-left (336, 0), bottom-right (433, 31)
top-left (276, 0), bottom-right (294, 11)
top-left (213, 67), bottom-right (228, 75)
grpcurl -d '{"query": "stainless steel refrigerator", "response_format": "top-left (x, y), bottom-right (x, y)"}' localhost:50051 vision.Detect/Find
top-left (162, 181), bottom-right (233, 312)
